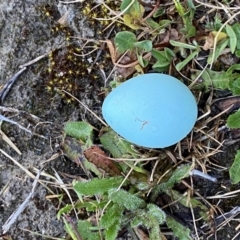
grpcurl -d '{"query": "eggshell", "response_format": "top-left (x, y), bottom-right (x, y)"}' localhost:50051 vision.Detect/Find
top-left (102, 73), bottom-right (197, 148)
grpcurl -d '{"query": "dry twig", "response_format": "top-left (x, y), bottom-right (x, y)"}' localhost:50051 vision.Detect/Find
top-left (2, 169), bottom-right (42, 234)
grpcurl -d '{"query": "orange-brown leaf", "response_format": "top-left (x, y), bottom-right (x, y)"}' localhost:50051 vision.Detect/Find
top-left (84, 146), bottom-right (121, 176)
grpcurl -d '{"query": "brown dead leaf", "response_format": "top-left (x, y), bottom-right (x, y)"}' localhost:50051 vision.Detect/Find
top-left (203, 31), bottom-right (228, 51)
top-left (158, 31), bottom-right (170, 45)
top-left (102, 39), bottom-right (136, 78)
top-left (115, 52), bottom-right (137, 78)
top-left (101, 39), bottom-right (116, 64)
top-left (169, 28), bottom-right (180, 41)
top-left (155, 29), bottom-right (180, 47)
top-left (116, 66), bottom-right (136, 79)
top-left (84, 146), bottom-right (121, 176)
top-left (133, 227), bottom-right (149, 240)
top-left (103, 39), bottom-right (150, 78)
top-left (203, 32), bottom-right (214, 51)
top-left (211, 96), bottom-right (240, 114)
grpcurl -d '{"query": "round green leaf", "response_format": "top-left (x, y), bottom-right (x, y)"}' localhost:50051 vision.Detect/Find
top-left (227, 110), bottom-right (240, 128)
top-left (114, 31), bottom-right (137, 53)
top-left (134, 40), bottom-right (152, 52)
top-left (230, 150), bottom-right (240, 184)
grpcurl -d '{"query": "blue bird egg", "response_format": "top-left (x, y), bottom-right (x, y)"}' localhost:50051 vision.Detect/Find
top-left (102, 73), bottom-right (198, 148)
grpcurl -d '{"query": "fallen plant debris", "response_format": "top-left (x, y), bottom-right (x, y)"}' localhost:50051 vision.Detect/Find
top-left (0, 67), bottom-right (27, 103)
top-left (2, 0), bottom-right (240, 239)
top-left (83, 145), bottom-right (122, 176)
top-left (1, 169), bottom-right (42, 234)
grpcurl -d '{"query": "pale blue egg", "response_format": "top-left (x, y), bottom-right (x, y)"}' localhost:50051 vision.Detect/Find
top-left (102, 73), bottom-right (197, 148)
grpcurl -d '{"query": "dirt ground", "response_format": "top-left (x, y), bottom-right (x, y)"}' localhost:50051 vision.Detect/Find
top-left (0, 0), bottom-right (94, 239)
top-left (1, 0), bottom-right (240, 240)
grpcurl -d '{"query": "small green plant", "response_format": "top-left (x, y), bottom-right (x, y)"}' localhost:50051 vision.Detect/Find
top-left (52, 0), bottom-right (240, 239)
top-left (113, 0), bottom-right (205, 73)
top-left (121, 0), bottom-right (145, 30)
top-left (58, 162), bottom-right (197, 240)
top-left (170, 40), bottom-right (200, 71)
top-left (173, 0), bottom-right (196, 38)
top-left (73, 181), bottom-right (166, 240)
top-left (114, 30), bottom-right (153, 68)
top-left (189, 20), bottom-right (240, 184)
top-left (114, 31), bottom-right (176, 71)
top-left (58, 121), bottom-right (210, 239)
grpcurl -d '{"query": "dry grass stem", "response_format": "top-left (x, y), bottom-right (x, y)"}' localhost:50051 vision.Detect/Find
top-left (196, 125), bottom-right (226, 142)
top-left (195, 0), bottom-right (240, 10)
top-left (161, 191), bottom-right (188, 209)
top-left (53, 169), bottom-right (78, 219)
top-left (204, 105), bottom-right (234, 125)
top-left (0, 129), bottom-right (21, 155)
top-left (0, 149), bottom-right (35, 178)
top-left (61, 89), bottom-right (107, 126)
top-left (41, 153), bottom-right (61, 164)
top-left (95, 0), bottom-right (135, 21)
top-left (74, 47), bottom-right (99, 57)
top-left (210, 10), bottom-right (240, 68)
top-left (59, 0), bottom-right (85, 3)
top-left (20, 228), bottom-right (66, 240)
top-left (196, 128), bottom-right (223, 146)
top-left (190, 202), bottom-right (200, 239)
top-left (19, 52), bottom-right (51, 68)
top-left (233, 231), bottom-right (240, 240)
top-left (149, 159), bottom-right (160, 182)
top-left (0, 67), bottom-right (27, 103)
top-left (189, 62), bottom-right (209, 89)
top-left (2, 168), bottom-right (42, 234)
top-left (206, 189), bottom-right (240, 199)
top-left (182, 180), bottom-right (215, 209)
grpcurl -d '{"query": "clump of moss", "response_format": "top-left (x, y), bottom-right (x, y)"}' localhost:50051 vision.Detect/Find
top-left (82, 0), bottom-right (122, 35)
top-left (45, 46), bottom-right (86, 102)
top-left (38, 1), bottom-right (124, 103)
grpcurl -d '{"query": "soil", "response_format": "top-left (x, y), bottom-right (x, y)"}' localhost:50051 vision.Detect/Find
top-left (0, 1), bottom-right (240, 240)
top-left (0, 0), bottom-right (94, 239)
